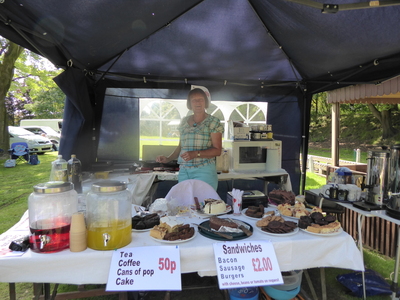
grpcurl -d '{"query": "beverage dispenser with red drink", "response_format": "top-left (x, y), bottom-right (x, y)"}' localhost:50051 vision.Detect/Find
top-left (28, 182), bottom-right (78, 253)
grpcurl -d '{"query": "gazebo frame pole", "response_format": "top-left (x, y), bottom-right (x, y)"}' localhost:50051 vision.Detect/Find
top-left (331, 103), bottom-right (340, 167)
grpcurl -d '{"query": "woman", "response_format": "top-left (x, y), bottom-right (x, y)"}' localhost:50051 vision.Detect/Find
top-left (156, 88), bottom-right (224, 190)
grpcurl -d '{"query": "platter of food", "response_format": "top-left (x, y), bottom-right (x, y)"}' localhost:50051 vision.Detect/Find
top-left (241, 206), bottom-right (278, 220)
top-left (197, 217), bottom-right (253, 241)
top-left (150, 229), bottom-right (197, 243)
top-left (256, 225), bottom-right (299, 237)
top-left (277, 203), bottom-right (314, 220)
top-left (300, 227), bottom-right (343, 237)
top-left (255, 215), bottom-right (298, 236)
top-left (132, 213), bottom-right (160, 231)
top-left (149, 216), bottom-right (197, 243)
top-left (297, 211), bottom-right (342, 236)
top-left (268, 189), bottom-right (296, 206)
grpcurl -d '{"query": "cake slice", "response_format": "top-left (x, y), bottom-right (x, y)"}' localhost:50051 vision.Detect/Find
top-left (203, 199), bottom-right (226, 214)
top-left (320, 221), bottom-right (341, 234)
top-left (150, 225), bottom-right (168, 239)
top-left (306, 224), bottom-right (322, 233)
top-left (158, 216), bottom-right (182, 233)
top-left (209, 216), bottom-right (238, 231)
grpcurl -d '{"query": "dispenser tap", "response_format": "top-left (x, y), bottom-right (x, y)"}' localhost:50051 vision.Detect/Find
top-left (39, 235), bottom-right (51, 249)
top-left (102, 233), bottom-right (110, 247)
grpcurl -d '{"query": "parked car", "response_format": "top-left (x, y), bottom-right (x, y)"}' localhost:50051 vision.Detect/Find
top-left (8, 126), bottom-right (53, 154)
top-left (20, 119), bottom-right (63, 133)
top-left (21, 125), bottom-right (61, 151)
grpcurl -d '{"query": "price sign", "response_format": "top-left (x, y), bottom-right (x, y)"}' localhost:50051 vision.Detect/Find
top-left (106, 246), bottom-right (181, 291)
top-left (213, 240), bottom-right (283, 289)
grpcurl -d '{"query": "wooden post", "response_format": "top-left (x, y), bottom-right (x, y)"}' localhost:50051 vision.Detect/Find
top-left (331, 103), bottom-right (340, 167)
top-left (309, 156), bottom-right (314, 173)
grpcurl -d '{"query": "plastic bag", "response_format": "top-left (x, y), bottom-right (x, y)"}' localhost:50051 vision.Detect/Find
top-left (336, 269), bottom-right (392, 298)
top-left (4, 159), bottom-right (16, 168)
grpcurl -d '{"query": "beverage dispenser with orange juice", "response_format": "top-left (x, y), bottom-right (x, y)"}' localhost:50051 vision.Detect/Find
top-left (86, 180), bottom-right (132, 250)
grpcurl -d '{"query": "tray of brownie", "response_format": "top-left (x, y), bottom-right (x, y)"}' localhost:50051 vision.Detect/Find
top-left (197, 216), bottom-right (253, 241)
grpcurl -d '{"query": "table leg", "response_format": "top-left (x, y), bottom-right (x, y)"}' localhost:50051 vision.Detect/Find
top-left (357, 214), bottom-right (367, 300)
top-left (164, 291), bottom-right (171, 300)
top-left (320, 268), bottom-right (327, 300)
top-left (303, 269), bottom-right (318, 300)
top-left (391, 225), bottom-right (400, 300)
top-left (9, 283), bottom-right (16, 300)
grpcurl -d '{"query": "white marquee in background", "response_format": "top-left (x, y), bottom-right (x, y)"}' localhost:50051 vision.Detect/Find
top-left (140, 98), bottom-right (269, 140)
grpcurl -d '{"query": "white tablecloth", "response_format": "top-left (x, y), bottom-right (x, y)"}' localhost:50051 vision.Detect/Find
top-left (0, 210), bottom-right (364, 285)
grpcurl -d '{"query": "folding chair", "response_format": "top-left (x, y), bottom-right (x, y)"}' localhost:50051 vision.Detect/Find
top-left (9, 142), bottom-right (30, 164)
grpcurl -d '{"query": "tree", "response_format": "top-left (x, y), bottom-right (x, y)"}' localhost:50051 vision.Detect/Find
top-left (0, 38), bottom-right (63, 154)
top-left (5, 91), bottom-right (34, 126)
top-left (24, 87), bottom-right (64, 119)
top-left (0, 40), bottom-right (23, 153)
top-left (368, 103), bottom-right (398, 139)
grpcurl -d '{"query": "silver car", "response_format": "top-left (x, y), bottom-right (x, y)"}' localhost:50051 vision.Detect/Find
top-left (21, 125), bottom-right (61, 151)
top-left (9, 126), bottom-right (53, 154)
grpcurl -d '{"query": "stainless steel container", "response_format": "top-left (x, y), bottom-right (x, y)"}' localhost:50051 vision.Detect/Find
top-left (386, 145), bottom-right (400, 219)
top-left (365, 150), bottom-right (390, 206)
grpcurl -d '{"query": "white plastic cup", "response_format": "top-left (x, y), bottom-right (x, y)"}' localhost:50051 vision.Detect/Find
top-left (233, 197), bottom-right (242, 215)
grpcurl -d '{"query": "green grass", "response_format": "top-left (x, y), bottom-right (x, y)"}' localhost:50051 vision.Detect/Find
top-left (308, 147), bottom-right (368, 163)
top-left (0, 149), bottom-right (394, 300)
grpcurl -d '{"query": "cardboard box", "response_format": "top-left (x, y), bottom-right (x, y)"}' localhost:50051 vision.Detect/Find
top-left (233, 127), bottom-right (250, 140)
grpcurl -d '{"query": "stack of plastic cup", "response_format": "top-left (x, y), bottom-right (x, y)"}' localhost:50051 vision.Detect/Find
top-left (69, 212), bottom-right (87, 252)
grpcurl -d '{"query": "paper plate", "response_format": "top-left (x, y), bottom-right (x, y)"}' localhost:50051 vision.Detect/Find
top-left (132, 227), bottom-right (152, 232)
top-left (150, 228), bottom-right (197, 243)
top-left (300, 227), bottom-right (343, 237)
top-left (192, 205), bottom-right (232, 216)
top-left (255, 226), bottom-right (299, 237)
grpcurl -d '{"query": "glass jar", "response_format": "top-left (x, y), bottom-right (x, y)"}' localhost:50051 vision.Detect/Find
top-left (222, 149), bottom-right (230, 173)
top-left (28, 182), bottom-right (78, 253)
top-left (86, 180), bottom-right (132, 250)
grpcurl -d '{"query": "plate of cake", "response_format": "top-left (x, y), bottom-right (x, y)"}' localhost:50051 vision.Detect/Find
top-left (197, 216), bottom-right (253, 241)
top-left (149, 216), bottom-right (196, 243)
top-left (298, 212), bottom-right (342, 236)
top-left (242, 206), bottom-right (278, 220)
top-left (193, 199), bottom-right (231, 216)
top-left (255, 215), bottom-right (298, 236)
top-left (300, 225), bottom-right (342, 236)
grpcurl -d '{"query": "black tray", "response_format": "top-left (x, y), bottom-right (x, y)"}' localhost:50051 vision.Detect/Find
top-left (198, 219), bottom-right (253, 241)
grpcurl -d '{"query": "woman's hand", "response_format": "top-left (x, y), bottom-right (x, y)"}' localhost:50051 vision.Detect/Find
top-left (180, 151), bottom-right (194, 162)
top-left (156, 155), bottom-right (170, 163)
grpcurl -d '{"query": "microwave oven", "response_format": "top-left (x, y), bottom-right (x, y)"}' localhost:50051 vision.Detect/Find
top-left (222, 140), bottom-right (282, 172)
